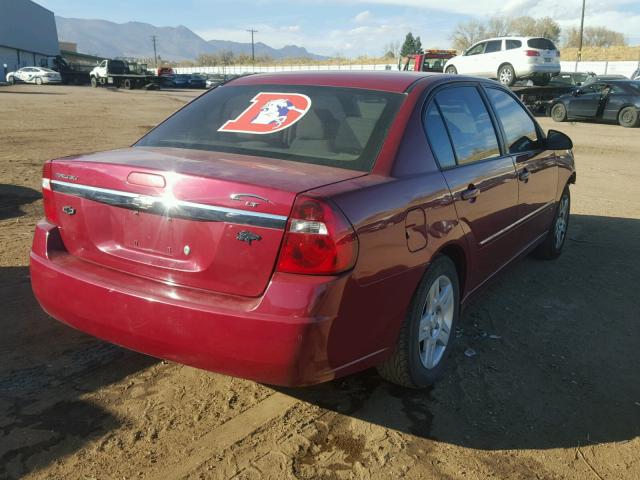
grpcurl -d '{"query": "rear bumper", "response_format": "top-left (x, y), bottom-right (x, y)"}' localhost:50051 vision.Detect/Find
top-left (519, 64), bottom-right (561, 76)
top-left (30, 221), bottom-right (353, 386)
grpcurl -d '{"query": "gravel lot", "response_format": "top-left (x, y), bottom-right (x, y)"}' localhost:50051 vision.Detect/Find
top-left (1, 84), bottom-right (638, 480)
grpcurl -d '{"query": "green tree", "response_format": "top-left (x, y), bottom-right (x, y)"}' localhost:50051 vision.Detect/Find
top-left (400, 32), bottom-right (422, 56)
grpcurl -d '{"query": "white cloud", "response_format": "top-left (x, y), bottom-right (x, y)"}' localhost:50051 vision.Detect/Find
top-left (354, 10), bottom-right (373, 22)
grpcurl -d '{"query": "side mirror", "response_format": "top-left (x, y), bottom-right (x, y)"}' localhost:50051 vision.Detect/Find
top-left (572, 89), bottom-right (583, 96)
top-left (546, 129), bottom-right (573, 150)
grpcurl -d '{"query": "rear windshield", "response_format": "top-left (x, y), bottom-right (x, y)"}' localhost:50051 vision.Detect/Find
top-left (527, 38), bottom-right (557, 50)
top-left (136, 84), bottom-right (404, 172)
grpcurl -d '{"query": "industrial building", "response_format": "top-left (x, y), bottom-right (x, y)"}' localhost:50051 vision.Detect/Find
top-left (0, 0), bottom-right (59, 80)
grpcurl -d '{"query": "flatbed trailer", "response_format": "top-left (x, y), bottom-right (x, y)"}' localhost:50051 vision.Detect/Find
top-left (511, 84), bottom-right (575, 114)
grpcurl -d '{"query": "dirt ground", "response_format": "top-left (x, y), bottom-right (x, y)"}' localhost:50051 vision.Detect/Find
top-left (0, 84), bottom-right (638, 480)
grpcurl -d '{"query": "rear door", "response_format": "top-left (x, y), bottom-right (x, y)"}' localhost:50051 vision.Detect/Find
top-left (425, 84), bottom-right (520, 287)
top-left (484, 86), bottom-right (558, 243)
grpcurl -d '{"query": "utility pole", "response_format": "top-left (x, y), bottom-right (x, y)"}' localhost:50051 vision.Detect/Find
top-left (151, 35), bottom-right (158, 67)
top-left (246, 29), bottom-right (258, 65)
top-left (576, 0), bottom-right (586, 72)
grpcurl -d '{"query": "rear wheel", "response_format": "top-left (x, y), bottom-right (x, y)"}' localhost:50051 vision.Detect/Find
top-left (377, 255), bottom-right (459, 388)
top-left (532, 74), bottom-right (551, 86)
top-left (35, 77), bottom-right (43, 85)
top-left (551, 103), bottom-right (567, 122)
top-left (618, 106), bottom-right (639, 128)
top-left (445, 65), bottom-right (457, 75)
top-left (498, 64), bottom-right (516, 86)
top-left (123, 79), bottom-right (132, 90)
top-left (533, 186), bottom-right (570, 260)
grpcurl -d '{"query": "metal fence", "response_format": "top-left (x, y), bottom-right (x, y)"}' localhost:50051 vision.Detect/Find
top-left (175, 60), bottom-right (640, 78)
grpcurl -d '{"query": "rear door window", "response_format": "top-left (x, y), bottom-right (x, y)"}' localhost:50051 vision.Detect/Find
top-left (434, 86), bottom-right (501, 165)
top-left (506, 40), bottom-right (522, 50)
top-left (527, 38), bottom-right (557, 50)
top-left (486, 88), bottom-right (539, 153)
top-left (424, 103), bottom-right (456, 169)
top-left (485, 40), bottom-right (503, 53)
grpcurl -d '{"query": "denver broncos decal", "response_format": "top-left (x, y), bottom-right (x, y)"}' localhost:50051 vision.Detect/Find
top-left (218, 92), bottom-right (311, 134)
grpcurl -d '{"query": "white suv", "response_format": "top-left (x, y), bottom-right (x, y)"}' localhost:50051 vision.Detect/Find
top-left (444, 37), bottom-right (560, 86)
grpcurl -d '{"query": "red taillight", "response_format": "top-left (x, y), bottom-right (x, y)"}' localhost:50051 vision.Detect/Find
top-left (42, 160), bottom-right (59, 224)
top-left (276, 195), bottom-right (358, 275)
top-left (525, 50), bottom-right (540, 57)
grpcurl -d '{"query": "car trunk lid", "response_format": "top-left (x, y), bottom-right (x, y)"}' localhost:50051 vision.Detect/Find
top-left (48, 147), bottom-right (365, 297)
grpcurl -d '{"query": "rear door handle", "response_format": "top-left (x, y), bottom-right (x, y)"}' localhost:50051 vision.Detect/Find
top-left (518, 169), bottom-right (530, 182)
top-left (461, 185), bottom-right (480, 201)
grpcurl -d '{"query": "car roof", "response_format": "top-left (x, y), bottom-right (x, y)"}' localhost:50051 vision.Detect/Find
top-left (228, 71), bottom-right (438, 93)
top-left (475, 36), bottom-right (553, 42)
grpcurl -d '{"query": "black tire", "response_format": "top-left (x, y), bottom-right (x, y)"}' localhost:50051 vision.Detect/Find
top-left (533, 186), bottom-right (570, 260)
top-left (532, 74), bottom-right (551, 86)
top-left (551, 103), bottom-right (567, 122)
top-left (8, 76), bottom-right (15, 85)
top-left (90, 76), bottom-right (98, 88)
top-left (445, 65), bottom-right (457, 75)
top-left (618, 106), bottom-right (639, 128)
top-left (35, 77), bottom-right (43, 85)
top-left (377, 255), bottom-right (460, 388)
top-left (498, 64), bottom-right (516, 86)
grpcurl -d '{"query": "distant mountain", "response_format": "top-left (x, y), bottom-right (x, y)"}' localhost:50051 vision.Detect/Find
top-left (55, 17), bottom-right (325, 61)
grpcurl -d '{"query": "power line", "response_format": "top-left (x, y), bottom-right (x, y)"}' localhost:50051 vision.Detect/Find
top-left (246, 29), bottom-right (258, 64)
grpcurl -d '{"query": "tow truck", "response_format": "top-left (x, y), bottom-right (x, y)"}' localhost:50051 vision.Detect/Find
top-left (90, 59), bottom-right (157, 89)
top-left (398, 50), bottom-right (457, 73)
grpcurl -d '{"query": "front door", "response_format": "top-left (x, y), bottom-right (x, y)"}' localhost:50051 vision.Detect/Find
top-left (459, 42), bottom-right (486, 75)
top-left (568, 83), bottom-right (603, 118)
top-left (427, 84), bottom-right (520, 289)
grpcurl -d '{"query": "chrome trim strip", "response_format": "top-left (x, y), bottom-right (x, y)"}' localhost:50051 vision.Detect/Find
top-left (51, 180), bottom-right (288, 229)
top-left (479, 201), bottom-right (554, 246)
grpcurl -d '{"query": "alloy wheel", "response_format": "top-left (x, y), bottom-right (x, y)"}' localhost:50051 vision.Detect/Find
top-left (418, 275), bottom-right (454, 369)
top-left (554, 194), bottom-right (569, 249)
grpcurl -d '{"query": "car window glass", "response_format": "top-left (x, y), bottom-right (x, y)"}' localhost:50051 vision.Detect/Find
top-left (527, 38), bottom-right (556, 50)
top-left (506, 40), bottom-right (522, 50)
top-left (466, 43), bottom-right (485, 56)
top-left (424, 103), bottom-right (456, 169)
top-left (435, 86), bottom-right (501, 165)
top-left (485, 40), bottom-right (502, 53)
top-left (136, 85), bottom-right (403, 172)
top-left (486, 88), bottom-right (539, 154)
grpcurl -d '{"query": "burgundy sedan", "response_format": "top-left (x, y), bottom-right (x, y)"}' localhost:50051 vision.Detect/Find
top-left (30, 72), bottom-right (575, 388)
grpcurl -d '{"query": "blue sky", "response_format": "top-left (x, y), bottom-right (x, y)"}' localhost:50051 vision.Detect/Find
top-left (39, 0), bottom-right (640, 56)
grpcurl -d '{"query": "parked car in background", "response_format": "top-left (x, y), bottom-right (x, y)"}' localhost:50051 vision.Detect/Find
top-left (582, 74), bottom-right (628, 86)
top-left (187, 74), bottom-right (207, 89)
top-left (444, 37), bottom-right (561, 86)
top-left (171, 74), bottom-right (191, 88)
top-left (6, 67), bottom-right (61, 85)
top-left (31, 72), bottom-right (575, 388)
top-left (546, 71), bottom-right (593, 87)
top-left (551, 80), bottom-right (640, 127)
